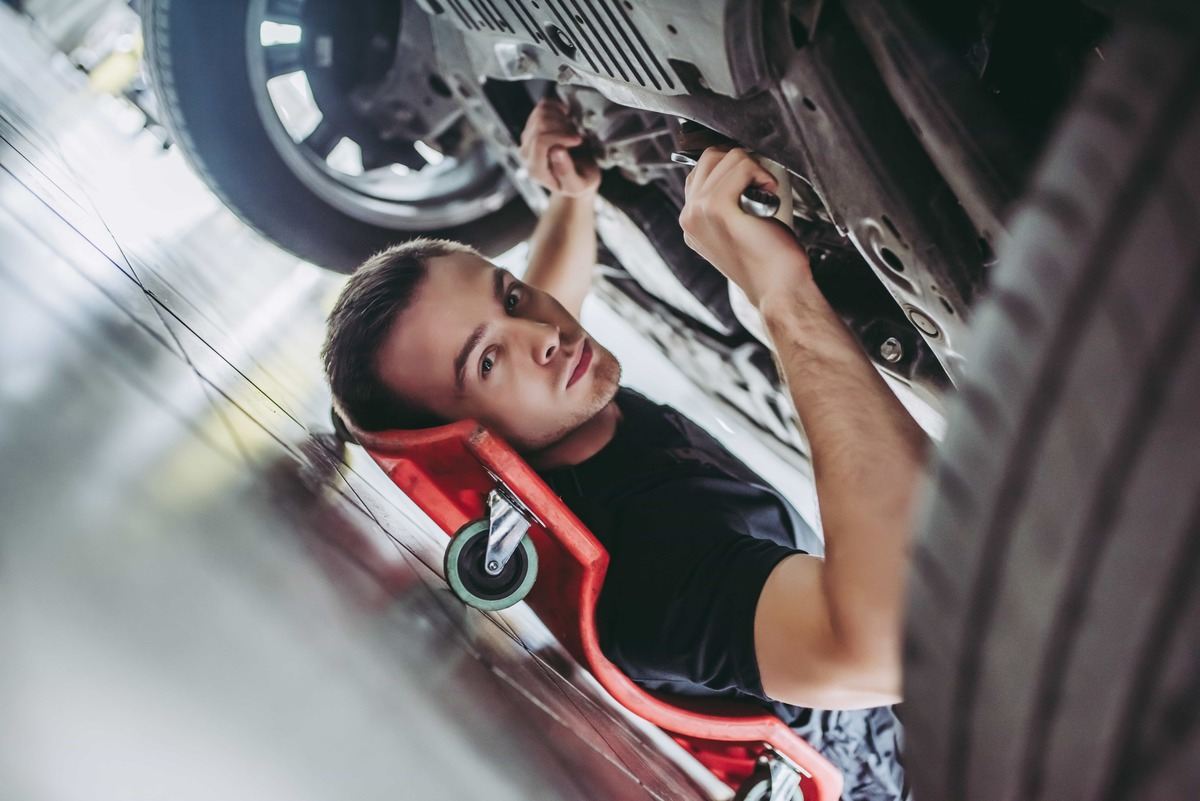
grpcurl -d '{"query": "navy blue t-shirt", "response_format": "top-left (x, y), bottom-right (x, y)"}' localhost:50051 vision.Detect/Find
top-left (540, 386), bottom-right (822, 720)
top-left (539, 387), bottom-right (907, 801)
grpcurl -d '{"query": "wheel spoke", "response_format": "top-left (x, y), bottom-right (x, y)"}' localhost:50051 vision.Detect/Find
top-left (263, 42), bottom-right (303, 80)
top-left (263, 0), bottom-right (304, 26)
top-left (302, 119), bottom-right (341, 160)
top-left (361, 140), bottom-right (422, 172)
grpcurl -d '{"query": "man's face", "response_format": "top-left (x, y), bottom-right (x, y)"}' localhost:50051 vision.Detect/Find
top-left (375, 251), bottom-right (621, 451)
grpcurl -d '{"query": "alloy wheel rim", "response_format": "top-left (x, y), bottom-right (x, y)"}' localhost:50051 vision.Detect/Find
top-left (245, 0), bottom-right (515, 230)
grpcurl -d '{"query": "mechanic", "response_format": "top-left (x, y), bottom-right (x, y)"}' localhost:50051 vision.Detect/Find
top-left (322, 99), bottom-right (926, 800)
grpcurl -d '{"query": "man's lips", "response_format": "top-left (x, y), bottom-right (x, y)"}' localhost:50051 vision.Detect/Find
top-left (567, 339), bottom-right (593, 388)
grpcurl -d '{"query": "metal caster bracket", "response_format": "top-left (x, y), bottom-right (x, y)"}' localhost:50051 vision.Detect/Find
top-left (482, 475), bottom-right (539, 577)
top-left (764, 745), bottom-right (809, 801)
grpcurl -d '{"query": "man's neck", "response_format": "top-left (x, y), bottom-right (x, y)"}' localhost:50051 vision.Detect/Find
top-left (527, 398), bottom-right (622, 471)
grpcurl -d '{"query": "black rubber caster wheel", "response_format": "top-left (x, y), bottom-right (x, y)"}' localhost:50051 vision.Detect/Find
top-left (443, 519), bottom-right (538, 611)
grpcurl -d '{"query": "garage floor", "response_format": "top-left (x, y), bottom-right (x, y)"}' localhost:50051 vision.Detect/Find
top-left (0, 8), bottom-right (739, 799)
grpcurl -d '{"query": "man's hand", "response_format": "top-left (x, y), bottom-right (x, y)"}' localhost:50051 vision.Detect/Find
top-left (518, 99), bottom-right (600, 316)
top-left (679, 146), bottom-right (809, 308)
top-left (519, 98), bottom-right (600, 198)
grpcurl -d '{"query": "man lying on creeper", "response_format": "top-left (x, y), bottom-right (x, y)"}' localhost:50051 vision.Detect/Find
top-left (322, 98), bottom-right (926, 800)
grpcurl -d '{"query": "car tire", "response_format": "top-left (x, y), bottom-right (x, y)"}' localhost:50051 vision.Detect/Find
top-left (903, 2), bottom-right (1200, 800)
top-left (143, 0), bottom-right (533, 272)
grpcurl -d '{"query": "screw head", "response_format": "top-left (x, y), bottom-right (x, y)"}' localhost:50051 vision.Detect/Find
top-left (485, 559), bottom-right (501, 575)
top-left (907, 307), bottom-right (941, 338)
top-left (880, 336), bottom-right (904, 363)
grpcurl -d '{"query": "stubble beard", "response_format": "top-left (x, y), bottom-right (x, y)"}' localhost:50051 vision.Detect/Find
top-left (520, 351), bottom-right (622, 452)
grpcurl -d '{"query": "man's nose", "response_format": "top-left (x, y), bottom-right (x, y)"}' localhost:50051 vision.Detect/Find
top-left (528, 320), bottom-right (560, 365)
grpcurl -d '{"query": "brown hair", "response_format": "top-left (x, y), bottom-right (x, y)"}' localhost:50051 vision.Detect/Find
top-left (322, 238), bottom-right (478, 432)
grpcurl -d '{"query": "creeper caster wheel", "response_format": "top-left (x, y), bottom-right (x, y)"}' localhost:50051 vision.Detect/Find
top-left (444, 519), bottom-right (538, 611)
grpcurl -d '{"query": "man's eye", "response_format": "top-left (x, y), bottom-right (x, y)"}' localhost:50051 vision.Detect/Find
top-left (481, 354), bottom-right (495, 376)
top-left (505, 287), bottom-right (521, 313)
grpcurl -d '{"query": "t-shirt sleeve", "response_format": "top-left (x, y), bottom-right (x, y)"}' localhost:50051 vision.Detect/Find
top-left (595, 478), bottom-right (803, 703)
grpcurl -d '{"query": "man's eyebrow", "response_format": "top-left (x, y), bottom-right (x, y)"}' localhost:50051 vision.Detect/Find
top-left (452, 269), bottom-right (507, 395)
top-left (493, 266), bottom-right (506, 303)
top-left (454, 322), bottom-right (488, 395)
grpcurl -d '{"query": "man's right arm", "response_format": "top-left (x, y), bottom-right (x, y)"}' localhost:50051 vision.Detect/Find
top-left (518, 98), bottom-right (600, 319)
top-left (753, 276), bottom-right (926, 709)
top-left (679, 147), bottom-right (927, 710)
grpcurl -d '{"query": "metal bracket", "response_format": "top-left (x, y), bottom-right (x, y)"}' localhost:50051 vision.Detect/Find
top-left (762, 745), bottom-right (808, 801)
top-left (482, 483), bottom-right (534, 576)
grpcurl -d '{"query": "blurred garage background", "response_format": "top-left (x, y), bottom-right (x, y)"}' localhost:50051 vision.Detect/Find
top-left (0, 2), bottom-right (821, 798)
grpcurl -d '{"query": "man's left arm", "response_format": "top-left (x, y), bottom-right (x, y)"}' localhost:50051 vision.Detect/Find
top-left (518, 98), bottom-right (600, 318)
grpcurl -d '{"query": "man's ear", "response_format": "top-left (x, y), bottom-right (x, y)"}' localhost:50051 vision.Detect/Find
top-left (329, 399), bottom-right (358, 443)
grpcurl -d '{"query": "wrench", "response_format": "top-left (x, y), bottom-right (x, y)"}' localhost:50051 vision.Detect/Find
top-left (669, 150), bottom-right (788, 219)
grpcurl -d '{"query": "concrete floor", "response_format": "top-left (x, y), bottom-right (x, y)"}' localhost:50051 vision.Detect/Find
top-left (0, 8), bottom-right (737, 799)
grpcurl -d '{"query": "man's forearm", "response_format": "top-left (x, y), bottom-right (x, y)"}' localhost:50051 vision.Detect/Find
top-left (523, 192), bottom-right (596, 316)
top-left (760, 269), bottom-right (927, 666)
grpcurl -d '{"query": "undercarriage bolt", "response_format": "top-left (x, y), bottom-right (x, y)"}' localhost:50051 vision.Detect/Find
top-left (486, 559), bottom-right (501, 575)
top-left (879, 336), bottom-right (904, 363)
top-left (907, 307), bottom-right (941, 339)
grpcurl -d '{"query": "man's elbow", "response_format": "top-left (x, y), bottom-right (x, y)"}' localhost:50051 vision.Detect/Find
top-left (754, 555), bottom-right (902, 709)
top-left (761, 640), bottom-right (902, 710)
